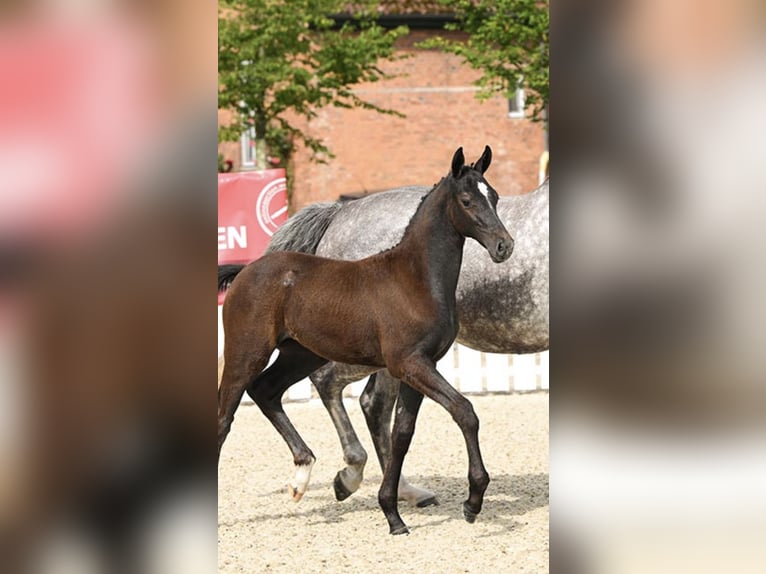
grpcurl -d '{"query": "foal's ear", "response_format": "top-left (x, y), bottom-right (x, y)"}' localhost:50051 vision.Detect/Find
top-left (474, 145), bottom-right (492, 174)
top-left (451, 147), bottom-right (465, 178)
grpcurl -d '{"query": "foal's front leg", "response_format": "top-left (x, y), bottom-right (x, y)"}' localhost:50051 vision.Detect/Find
top-left (380, 355), bottom-right (490, 534)
top-left (377, 382), bottom-right (424, 535)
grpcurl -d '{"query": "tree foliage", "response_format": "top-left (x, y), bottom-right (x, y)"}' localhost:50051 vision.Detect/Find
top-left (424, 0), bottom-right (549, 122)
top-left (218, 0), bottom-right (408, 167)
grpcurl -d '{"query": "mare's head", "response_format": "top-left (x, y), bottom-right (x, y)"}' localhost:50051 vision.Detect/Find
top-left (445, 146), bottom-right (514, 263)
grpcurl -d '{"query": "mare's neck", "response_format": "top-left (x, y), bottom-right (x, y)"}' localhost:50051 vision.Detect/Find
top-left (392, 182), bottom-right (464, 302)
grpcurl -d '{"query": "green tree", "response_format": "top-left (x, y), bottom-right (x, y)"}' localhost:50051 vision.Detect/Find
top-left (424, 0), bottom-right (549, 123)
top-left (218, 0), bottom-right (408, 170)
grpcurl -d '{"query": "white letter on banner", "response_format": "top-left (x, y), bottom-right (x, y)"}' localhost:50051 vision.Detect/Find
top-left (218, 226), bottom-right (248, 250)
top-left (227, 226), bottom-right (247, 249)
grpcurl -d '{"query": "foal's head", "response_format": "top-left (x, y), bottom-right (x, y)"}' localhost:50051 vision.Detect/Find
top-left (445, 146), bottom-right (514, 263)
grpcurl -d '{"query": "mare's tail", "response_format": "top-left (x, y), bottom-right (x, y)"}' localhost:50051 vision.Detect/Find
top-left (218, 264), bottom-right (246, 292)
top-left (218, 200), bottom-right (342, 292)
top-left (265, 201), bottom-right (343, 255)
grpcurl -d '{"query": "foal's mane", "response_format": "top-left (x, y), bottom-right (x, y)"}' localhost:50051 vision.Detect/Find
top-left (371, 177), bottom-right (442, 258)
top-left (403, 177), bottom-right (441, 228)
top-left (398, 164), bottom-right (479, 239)
top-left (374, 165), bottom-right (482, 258)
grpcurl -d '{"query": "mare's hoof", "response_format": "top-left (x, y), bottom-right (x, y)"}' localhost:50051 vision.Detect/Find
top-left (333, 473), bottom-right (353, 502)
top-left (288, 485), bottom-right (304, 502)
top-left (389, 525), bottom-right (411, 536)
top-left (416, 496), bottom-right (440, 508)
top-left (463, 503), bottom-right (477, 524)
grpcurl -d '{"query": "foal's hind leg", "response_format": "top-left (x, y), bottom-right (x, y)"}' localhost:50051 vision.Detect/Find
top-left (248, 340), bottom-right (328, 501)
top-left (218, 344), bottom-right (272, 460)
top-left (312, 363), bottom-right (368, 502)
top-left (360, 371), bottom-right (438, 507)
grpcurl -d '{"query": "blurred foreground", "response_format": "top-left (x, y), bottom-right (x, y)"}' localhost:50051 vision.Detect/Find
top-left (0, 2), bottom-right (216, 573)
top-left (552, 1), bottom-right (766, 572)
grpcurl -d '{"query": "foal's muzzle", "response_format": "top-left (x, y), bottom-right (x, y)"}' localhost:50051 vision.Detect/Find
top-left (488, 233), bottom-right (514, 263)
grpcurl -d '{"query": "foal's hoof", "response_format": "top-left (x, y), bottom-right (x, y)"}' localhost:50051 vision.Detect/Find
top-left (333, 473), bottom-right (353, 502)
top-left (389, 525), bottom-right (411, 536)
top-left (288, 485), bottom-right (304, 502)
top-left (462, 503), bottom-right (477, 524)
top-left (416, 496), bottom-right (440, 508)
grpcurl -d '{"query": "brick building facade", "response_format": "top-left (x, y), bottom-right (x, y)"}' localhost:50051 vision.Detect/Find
top-left (219, 25), bottom-right (546, 211)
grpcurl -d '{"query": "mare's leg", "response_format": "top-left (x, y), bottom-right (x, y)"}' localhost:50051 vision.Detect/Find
top-left (218, 343), bottom-right (272, 460)
top-left (360, 371), bottom-right (438, 507)
top-left (248, 340), bottom-right (328, 501)
top-left (377, 383), bottom-right (423, 535)
top-left (312, 363), bottom-right (368, 502)
top-left (382, 355), bottom-right (490, 533)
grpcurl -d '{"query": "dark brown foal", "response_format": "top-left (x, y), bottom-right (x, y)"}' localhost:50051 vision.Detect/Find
top-left (218, 145), bottom-right (513, 534)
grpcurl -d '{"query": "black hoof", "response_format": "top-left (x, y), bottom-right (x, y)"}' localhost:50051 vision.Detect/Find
top-left (416, 496), bottom-right (440, 508)
top-left (390, 524), bottom-right (411, 536)
top-left (463, 502), bottom-right (477, 524)
top-left (333, 472), bottom-right (353, 502)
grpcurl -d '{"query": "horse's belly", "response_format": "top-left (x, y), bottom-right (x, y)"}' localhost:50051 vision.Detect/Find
top-left (456, 274), bottom-right (549, 354)
top-left (297, 332), bottom-right (384, 366)
top-left (283, 307), bottom-right (384, 366)
top-left (457, 316), bottom-right (549, 354)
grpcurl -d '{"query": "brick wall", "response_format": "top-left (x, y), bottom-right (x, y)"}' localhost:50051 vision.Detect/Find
top-left (219, 31), bottom-right (546, 211)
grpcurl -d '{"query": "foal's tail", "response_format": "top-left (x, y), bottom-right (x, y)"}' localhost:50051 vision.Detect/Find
top-left (265, 201), bottom-right (343, 255)
top-left (218, 264), bottom-right (246, 292)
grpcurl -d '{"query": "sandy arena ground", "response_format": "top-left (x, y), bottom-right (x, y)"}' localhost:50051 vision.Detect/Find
top-left (218, 393), bottom-right (548, 573)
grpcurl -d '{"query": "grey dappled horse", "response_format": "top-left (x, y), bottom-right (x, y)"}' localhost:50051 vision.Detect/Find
top-left (262, 178), bottom-right (549, 506)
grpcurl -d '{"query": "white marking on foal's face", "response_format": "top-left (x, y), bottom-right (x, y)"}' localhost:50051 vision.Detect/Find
top-left (477, 181), bottom-right (491, 203)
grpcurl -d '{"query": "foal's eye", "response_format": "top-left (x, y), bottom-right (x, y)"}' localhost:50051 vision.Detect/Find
top-left (461, 198), bottom-right (471, 207)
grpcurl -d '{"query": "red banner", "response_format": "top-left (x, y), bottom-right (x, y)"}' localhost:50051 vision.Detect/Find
top-left (0, 22), bottom-right (155, 242)
top-left (218, 169), bottom-right (288, 303)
